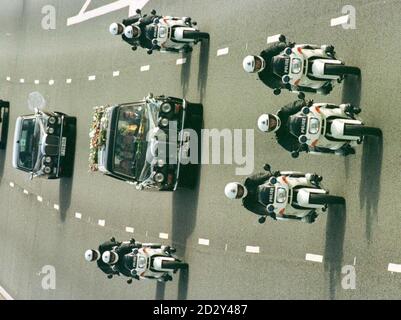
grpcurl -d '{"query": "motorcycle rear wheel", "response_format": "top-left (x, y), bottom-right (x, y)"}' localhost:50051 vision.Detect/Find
top-left (325, 64), bottom-right (361, 76)
top-left (161, 260), bottom-right (189, 270)
top-left (343, 124), bottom-right (382, 137)
top-left (183, 31), bottom-right (210, 40)
top-left (309, 193), bottom-right (345, 205)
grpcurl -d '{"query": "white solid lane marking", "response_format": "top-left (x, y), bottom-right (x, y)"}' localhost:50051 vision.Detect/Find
top-left (6, 77), bottom-right (11, 81)
top-left (305, 253), bottom-right (323, 263)
top-left (246, 246), bottom-right (260, 254)
top-left (331, 15), bottom-right (349, 26)
top-left (75, 212), bottom-right (82, 219)
top-left (159, 233), bottom-right (169, 239)
top-left (353, 257), bottom-right (357, 265)
top-left (34, 80), bottom-right (40, 85)
top-left (98, 220), bottom-right (105, 227)
top-left (20, 79), bottom-right (25, 83)
top-left (125, 227), bottom-right (134, 233)
top-left (267, 34), bottom-right (282, 44)
top-left (49, 80), bottom-right (55, 86)
top-left (0, 286), bottom-right (14, 300)
top-left (388, 263), bottom-right (401, 273)
top-left (88, 75), bottom-right (96, 81)
top-left (54, 204), bottom-right (59, 211)
top-left (37, 196), bottom-right (43, 202)
top-left (9, 182), bottom-right (14, 188)
top-left (217, 47), bottom-right (229, 56)
top-left (66, 78), bottom-right (72, 84)
top-left (113, 71), bottom-right (120, 77)
top-left (198, 238), bottom-right (210, 246)
top-left (140, 65), bottom-right (150, 72)
top-left (176, 58), bottom-right (187, 65)
top-left (23, 189), bottom-right (29, 195)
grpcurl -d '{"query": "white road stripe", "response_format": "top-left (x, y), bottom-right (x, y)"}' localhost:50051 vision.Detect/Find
top-left (9, 182), bottom-right (14, 188)
top-left (246, 246), bottom-right (260, 254)
top-left (19, 79), bottom-right (25, 83)
top-left (98, 219), bottom-right (105, 227)
top-left (6, 77), bottom-right (11, 81)
top-left (49, 80), bottom-right (55, 86)
top-left (140, 65), bottom-right (150, 72)
top-left (34, 80), bottom-right (40, 85)
top-left (113, 71), bottom-right (120, 77)
top-left (75, 212), bottom-right (82, 219)
top-left (217, 47), bottom-right (229, 56)
top-left (198, 238), bottom-right (210, 246)
top-left (305, 253), bottom-right (323, 263)
top-left (176, 58), bottom-right (187, 65)
top-left (88, 75), bottom-right (96, 81)
top-left (66, 78), bottom-right (72, 84)
top-left (125, 227), bottom-right (134, 233)
top-left (23, 189), bottom-right (29, 195)
top-left (388, 263), bottom-right (401, 273)
top-left (331, 15), bottom-right (349, 27)
top-left (37, 196), bottom-right (43, 203)
top-left (53, 204), bottom-right (59, 211)
top-left (267, 34), bottom-right (282, 44)
top-left (159, 232), bottom-right (169, 239)
top-left (0, 286), bottom-right (14, 300)
top-left (353, 257), bottom-right (357, 265)
top-left (224, 244), bottom-right (228, 251)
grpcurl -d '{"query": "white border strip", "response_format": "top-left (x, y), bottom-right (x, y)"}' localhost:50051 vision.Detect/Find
top-left (246, 246), bottom-right (260, 254)
top-left (305, 253), bottom-right (323, 263)
top-left (198, 238), bottom-right (210, 246)
top-left (159, 232), bottom-right (169, 240)
top-left (0, 286), bottom-right (14, 300)
top-left (388, 263), bottom-right (401, 273)
top-left (331, 15), bottom-right (349, 26)
top-left (217, 47), bottom-right (229, 56)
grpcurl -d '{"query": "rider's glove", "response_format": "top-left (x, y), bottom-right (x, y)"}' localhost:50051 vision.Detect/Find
top-left (273, 171), bottom-right (281, 177)
top-left (270, 212), bottom-right (277, 220)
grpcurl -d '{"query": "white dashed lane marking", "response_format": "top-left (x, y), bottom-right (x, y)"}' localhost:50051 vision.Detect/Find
top-left (34, 80), bottom-right (40, 85)
top-left (159, 233), bottom-right (169, 240)
top-left (23, 189), bottom-right (29, 195)
top-left (217, 47), bottom-right (229, 56)
top-left (125, 227), bottom-right (134, 234)
top-left (388, 263), bottom-right (401, 273)
top-left (53, 204), bottom-right (59, 211)
top-left (140, 65), bottom-right (150, 72)
top-left (66, 78), bottom-right (72, 84)
top-left (9, 182), bottom-right (14, 188)
top-left (49, 80), bottom-right (55, 86)
top-left (37, 196), bottom-right (43, 203)
top-left (88, 75), bottom-right (96, 81)
top-left (305, 253), bottom-right (323, 263)
top-left (98, 220), bottom-right (106, 227)
top-left (113, 71), bottom-right (120, 77)
top-left (246, 246), bottom-right (260, 254)
top-left (75, 212), bottom-right (82, 220)
top-left (198, 238), bottom-right (210, 246)
top-left (6, 77), bottom-right (11, 81)
top-left (176, 58), bottom-right (187, 65)
top-left (19, 79), bottom-right (25, 83)
top-left (331, 15), bottom-right (349, 27)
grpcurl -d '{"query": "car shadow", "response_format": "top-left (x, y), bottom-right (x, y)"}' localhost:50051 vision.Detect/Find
top-left (59, 118), bottom-right (77, 222)
top-left (197, 39), bottom-right (210, 103)
top-left (324, 203), bottom-right (347, 300)
top-left (341, 73), bottom-right (362, 178)
top-left (181, 52), bottom-right (192, 99)
top-left (155, 281), bottom-right (166, 300)
top-left (359, 134), bottom-right (383, 244)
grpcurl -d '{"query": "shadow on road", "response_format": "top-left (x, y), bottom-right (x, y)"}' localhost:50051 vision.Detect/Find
top-left (0, 151), bottom-right (6, 184)
top-left (181, 52), bottom-right (192, 98)
top-left (341, 73), bottom-right (362, 178)
top-left (359, 134), bottom-right (383, 244)
top-left (59, 177), bottom-right (73, 222)
top-left (324, 203), bottom-right (347, 300)
top-left (155, 281), bottom-right (166, 300)
top-left (197, 39), bottom-right (210, 103)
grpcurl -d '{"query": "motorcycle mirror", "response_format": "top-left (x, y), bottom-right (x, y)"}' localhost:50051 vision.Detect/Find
top-left (132, 249), bottom-right (138, 255)
top-left (263, 164), bottom-right (271, 172)
top-left (150, 9), bottom-right (156, 15)
top-left (273, 88), bottom-right (281, 96)
top-left (131, 45), bottom-right (137, 51)
top-left (258, 216), bottom-right (267, 224)
top-left (136, 9), bottom-right (141, 14)
top-left (152, 39), bottom-right (158, 45)
top-left (291, 151), bottom-right (300, 159)
top-left (282, 75), bottom-right (291, 84)
top-left (298, 92), bottom-right (305, 100)
top-left (299, 135), bottom-right (308, 144)
top-left (147, 49), bottom-right (153, 55)
top-left (279, 35), bottom-right (286, 43)
top-left (153, 18), bottom-right (159, 24)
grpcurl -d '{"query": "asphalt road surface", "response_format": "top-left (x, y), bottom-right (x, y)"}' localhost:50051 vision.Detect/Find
top-left (0, 0), bottom-right (401, 300)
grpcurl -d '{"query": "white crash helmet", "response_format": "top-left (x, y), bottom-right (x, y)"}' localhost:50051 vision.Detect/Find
top-left (257, 114), bottom-right (281, 133)
top-left (225, 182), bottom-right (248, 200)
top-left (243, 55), bottom-right (266, 73)
top-left (84, 249), bottom-right (100, 262)
top-left (124, 25), bottom-right (141, 39)
top-left (109, 22), bottom-right (125, 36)
top-left (102, 251), bottom-right (119, 265)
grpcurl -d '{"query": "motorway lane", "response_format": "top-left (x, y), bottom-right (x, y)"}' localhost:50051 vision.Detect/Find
top-left (0, 0), bottom-right (401, 300)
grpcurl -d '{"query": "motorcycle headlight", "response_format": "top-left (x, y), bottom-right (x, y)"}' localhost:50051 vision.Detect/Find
top-left (158, 26), bottom-right (167, 38)
top-left (276, 187), bottom-right (287, 204)
top-left (308, 117), bottom-right (320, 134)
top-left (291, 58), bottom-right (302, 74)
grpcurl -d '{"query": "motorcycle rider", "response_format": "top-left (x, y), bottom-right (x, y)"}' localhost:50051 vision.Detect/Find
top-left (242, 35), bottom-right (336, 95)
top-left (84, 237), bottom-right (121, 279)
top-left (224, 165), bottom-right (323, 224)
top-left (257, 99), bottom-right (360, 157)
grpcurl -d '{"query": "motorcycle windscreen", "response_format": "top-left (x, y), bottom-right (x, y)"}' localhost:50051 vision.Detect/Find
top-left (257, 185), bottom-right (275, 206)
top-left (289, 115), bottom-right (307, 137)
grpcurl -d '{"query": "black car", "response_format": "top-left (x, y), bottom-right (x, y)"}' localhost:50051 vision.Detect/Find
top-left (0, 100), bottom-right (10, 149)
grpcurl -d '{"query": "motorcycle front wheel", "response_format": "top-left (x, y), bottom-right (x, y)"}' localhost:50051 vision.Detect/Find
top-left (309, 193), bottom-right (345, 205)
top-left (325, 64), bottom-right (361, 76)
top-left (183, 31), bottom-right (210, 40)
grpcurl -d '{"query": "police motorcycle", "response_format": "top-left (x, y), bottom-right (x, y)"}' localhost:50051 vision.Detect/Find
top-left (123, 243), bottom-right (188, 282)
top-left (289, 100), bottom-right (382, 158)
top-left (257, 165), bottom-right (344, 224)
top-left (272, 36), bottom-right (360, 97)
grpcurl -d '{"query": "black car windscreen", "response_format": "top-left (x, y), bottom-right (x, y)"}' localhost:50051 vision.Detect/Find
top-left (18, 118), bottom-right (39, 171)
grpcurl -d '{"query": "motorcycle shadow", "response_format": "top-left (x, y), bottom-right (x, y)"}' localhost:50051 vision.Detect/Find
top-left (359, 134), bottom-right (383, 243)
top-left (155, 281), bottom-right (166, 300)
top-left (341, 73), bottom-right (362, 109)
top-left (324, 203), bottom-right (347, 300)
top-left (197, 39), bottom-right (210, 103)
